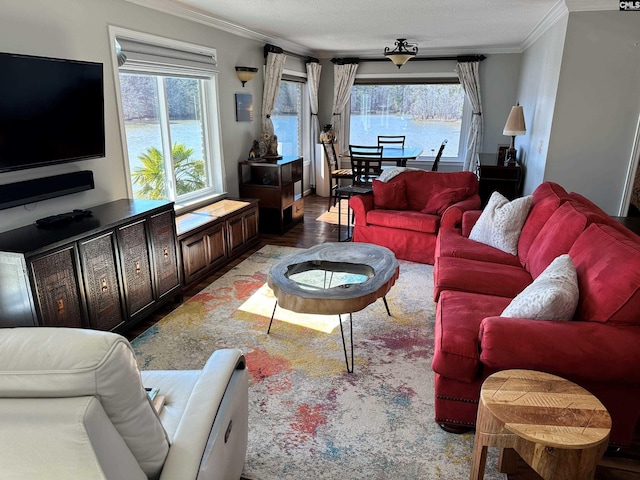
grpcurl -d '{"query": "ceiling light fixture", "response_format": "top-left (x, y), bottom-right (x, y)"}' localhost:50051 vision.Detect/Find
top-left (384, 38), bottom-right (418, 69)
top-left (235, 66), bottom-right (258, 87)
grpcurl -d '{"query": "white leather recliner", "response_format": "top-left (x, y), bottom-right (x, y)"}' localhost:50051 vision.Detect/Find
top-left (0, 327), bottom-right (248, 480)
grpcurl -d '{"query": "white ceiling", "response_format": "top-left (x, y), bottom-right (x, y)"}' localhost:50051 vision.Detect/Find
top-left (126, 0), bottom-right (615, 57)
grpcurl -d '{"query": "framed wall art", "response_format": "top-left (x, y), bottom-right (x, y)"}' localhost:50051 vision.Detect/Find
top-left (235, 93), bottom-right (253, 122)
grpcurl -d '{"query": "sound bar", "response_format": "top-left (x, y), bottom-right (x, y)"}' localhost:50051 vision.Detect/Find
top-left (0, 170), bottom-right (95, 211)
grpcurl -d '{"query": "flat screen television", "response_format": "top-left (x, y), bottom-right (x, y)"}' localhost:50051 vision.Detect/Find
top-left (0, 52), bottom-right (105, 173)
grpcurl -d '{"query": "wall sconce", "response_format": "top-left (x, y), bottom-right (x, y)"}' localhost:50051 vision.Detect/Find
top-left (235, 66), bottom-right (258, 87)
top-left (503, 103), bottom-right (526, 166)
top-left (384, 39), bottom-right (418, 69)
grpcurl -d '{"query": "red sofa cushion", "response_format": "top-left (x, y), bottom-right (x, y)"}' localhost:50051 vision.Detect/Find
top-left (517, 182), bottom-right (570, 265)
top-left (434, 256), bottom-right (533, 300)
top-left (366, 209), bottom-right (439, 233)
top-left (372, 179), bottom-right (408, 210)
top-left (435, 227), bottom-right (522, 267)
top-left (432, 290), bottom-right (511, 383)
top-left (421, 186), bottom-right (469, 215)
top-left (525, 201), bottom-right (605, 278)
top-left (569, 223), bottom-right (640, 325)
top-left (392, 170), bottom-right (478, 212)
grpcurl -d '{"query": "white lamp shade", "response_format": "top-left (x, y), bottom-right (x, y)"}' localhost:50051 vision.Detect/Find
top-left (503, 105), bottom-right (526, 136)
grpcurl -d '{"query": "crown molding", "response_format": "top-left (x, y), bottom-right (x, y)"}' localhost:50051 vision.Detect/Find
top-left (521, 0), bottom-right (569, 51)
top-left (123, 0), bottom-right (315, 57)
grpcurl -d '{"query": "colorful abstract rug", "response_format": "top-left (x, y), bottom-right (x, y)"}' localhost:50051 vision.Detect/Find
top-left (132, 244), bottom-right (501, 479)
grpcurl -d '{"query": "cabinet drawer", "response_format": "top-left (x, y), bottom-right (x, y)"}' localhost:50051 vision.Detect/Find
top-left (292, 198), bottom-right (304, 223)
top-left (180, 222), bottom-right (227, 286)
top-left (118, 220), bottom-right (154, 318)
top-left (281, 183), bottom-right (294, 208)
top-left (149, 211), bottom-right (180, 298)
top-left (241, 185), bottom-right (280, 208)
top-left (30, 246), bottom-right (84, 327)
top-left (79, 232), bottom-right (124, 331)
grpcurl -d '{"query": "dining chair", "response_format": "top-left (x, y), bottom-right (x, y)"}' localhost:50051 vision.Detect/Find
top-left (321, 141), bottom-right (353, 211)
top-left (349, 145), bottom-right (384, 185)
top-left (431, 139), bottom-right (448, 172)
top-left (377, 135), bottom-right (405, 148)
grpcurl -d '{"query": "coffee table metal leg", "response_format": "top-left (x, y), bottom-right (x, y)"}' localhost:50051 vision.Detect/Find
top-left (267, 301), bottom-right (278, 334)
top-left (338, 313), bottom-right (354, 373)
top-left (382, 296), bottom-right (391, 316)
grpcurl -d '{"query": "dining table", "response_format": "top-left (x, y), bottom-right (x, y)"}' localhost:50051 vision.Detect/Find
top-left (341, 146), bottom-right (423, 167)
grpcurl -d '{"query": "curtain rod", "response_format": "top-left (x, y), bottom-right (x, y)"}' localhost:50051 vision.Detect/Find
top-left (332, 54), bottom-right (486, 64)
top-left (264, 44), bottom-right (319, 63)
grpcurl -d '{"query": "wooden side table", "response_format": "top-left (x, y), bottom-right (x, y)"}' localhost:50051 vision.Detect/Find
top-left (478, 163), bottom-right (523, 206)
top-left (470, 369), bottom-right (611, 480)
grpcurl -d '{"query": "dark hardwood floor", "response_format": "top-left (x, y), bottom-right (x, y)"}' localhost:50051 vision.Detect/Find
top-left (127, 194), bottom-right (640, 480)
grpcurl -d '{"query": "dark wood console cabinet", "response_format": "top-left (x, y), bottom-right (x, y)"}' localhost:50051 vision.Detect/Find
top-left (239, 156), bottom-right (304, 234)
top-left (0, 199), bottom-right (181, 332)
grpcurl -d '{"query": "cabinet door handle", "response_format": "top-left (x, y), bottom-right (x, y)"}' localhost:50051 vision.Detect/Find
top-left (101, 278), bottom-right (108, 292)
top-left (163, 246), bottom-right (169, 258)
top-left (135, 261), bottom-right (141, 274)
top-left (57, 298), bottom-right (65, 313)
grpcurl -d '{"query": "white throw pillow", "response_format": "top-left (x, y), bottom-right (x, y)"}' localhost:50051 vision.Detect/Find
top-left (501, 254), bottom-right (579, 321)
top-left (469, 191), bottom-right (533, 255)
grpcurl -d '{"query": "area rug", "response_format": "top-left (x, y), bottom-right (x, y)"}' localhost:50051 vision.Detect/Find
top-left (132, 244), bottom-right (501, 479)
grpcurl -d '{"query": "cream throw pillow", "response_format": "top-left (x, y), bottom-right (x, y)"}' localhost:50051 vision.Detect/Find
top-left (469, 191), bottom-right (533, 255)
top-left (501, 254), bottom-right (579, 321)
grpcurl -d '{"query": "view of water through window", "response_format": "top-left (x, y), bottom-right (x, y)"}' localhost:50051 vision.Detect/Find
top-left (350, 84), bottom-right (464, 158)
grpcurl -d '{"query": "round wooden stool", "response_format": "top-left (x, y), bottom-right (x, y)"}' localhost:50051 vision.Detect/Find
top-left (470, 369), bottom-right (611, 480)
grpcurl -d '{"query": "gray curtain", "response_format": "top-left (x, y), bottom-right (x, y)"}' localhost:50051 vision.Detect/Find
top-left (331, 63), bottom-right (358, 153)
top-left (455, 61), bottom-right (483, 173)
top-left (262, 51), bottom-right (287, 135)
top-left (306, 61), bottom-right (322, 188)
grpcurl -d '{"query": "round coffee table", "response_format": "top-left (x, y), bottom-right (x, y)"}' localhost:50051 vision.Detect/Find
top-left (267, 242), bottom-right (400, 372)
top-left (470, 369), bottom-right (611, 480)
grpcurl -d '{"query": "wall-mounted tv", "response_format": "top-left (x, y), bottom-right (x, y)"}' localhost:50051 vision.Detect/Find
top-left (0, 52), bottom-right (105, 173)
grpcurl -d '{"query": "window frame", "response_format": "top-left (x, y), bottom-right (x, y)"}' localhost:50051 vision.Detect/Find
top-left (108, 26), bottom-right (226, 210)
top-left (345, 74), bottom-right (470, 167)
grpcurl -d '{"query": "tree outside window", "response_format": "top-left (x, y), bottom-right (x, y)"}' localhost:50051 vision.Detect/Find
top-left (119, 73), bottom-right (213, 201)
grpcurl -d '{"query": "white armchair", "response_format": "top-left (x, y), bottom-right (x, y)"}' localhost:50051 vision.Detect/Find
top-left (0, 328), bottom-right (248, 480)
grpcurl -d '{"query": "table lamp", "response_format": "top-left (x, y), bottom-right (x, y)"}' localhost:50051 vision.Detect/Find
top-left (503, 104), bottom-right (526, 166)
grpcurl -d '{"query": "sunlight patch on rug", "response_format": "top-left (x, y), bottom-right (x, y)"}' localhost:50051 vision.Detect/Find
top-left (236, 283), bottom-right (342, 334)
top-left (132, 244), bottom-right (502, 479)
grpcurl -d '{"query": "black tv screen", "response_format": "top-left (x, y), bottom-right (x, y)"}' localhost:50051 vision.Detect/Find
top-left (0, 52), bottom-right (105, 173)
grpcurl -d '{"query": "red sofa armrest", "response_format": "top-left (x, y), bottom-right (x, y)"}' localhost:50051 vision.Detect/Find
top-left (440, 194), bottom-right (481, 228)
top-left (479, 316), bottom-right (640, 384)
top-left (461, 210), bottom-right (482, 237)
top-left (349, 193), bottom-right (373, 226)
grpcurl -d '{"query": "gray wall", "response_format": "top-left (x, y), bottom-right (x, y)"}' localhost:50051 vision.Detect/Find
top-left (516, 12), bottom-right (568, 195)
top-left (544, 11), bottom-right (640, 214)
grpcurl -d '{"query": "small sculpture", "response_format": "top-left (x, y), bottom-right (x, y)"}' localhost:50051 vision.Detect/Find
top-left (320, 124), bottom-right (336, 144)
top-left (248, 140), bottom-right (261, 160)
top-left (258, 132), bottom-right (270, 158)
top-left (266, 134), bottom-right (279, 157)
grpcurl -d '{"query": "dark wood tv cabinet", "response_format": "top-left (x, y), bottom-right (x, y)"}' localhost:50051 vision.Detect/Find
top-left (0, 199), bottom-right (181, 333)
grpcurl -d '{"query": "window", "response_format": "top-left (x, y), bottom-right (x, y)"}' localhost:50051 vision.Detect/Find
top-left (349, 83), bottom-right (467, 162)
top-left (272, 79), bottom-right (303, 157)
top-left (112, 29), bottom-right (224, 206)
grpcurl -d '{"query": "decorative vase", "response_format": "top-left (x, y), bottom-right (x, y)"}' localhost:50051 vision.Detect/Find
top-left (319, 124), bottom-right (336, 144)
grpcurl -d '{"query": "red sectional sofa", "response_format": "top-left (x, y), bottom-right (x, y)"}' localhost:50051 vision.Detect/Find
top-left (349, 170), bottom-right (480, 264)
top-left (432, 181), bottom-right (640, 446)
